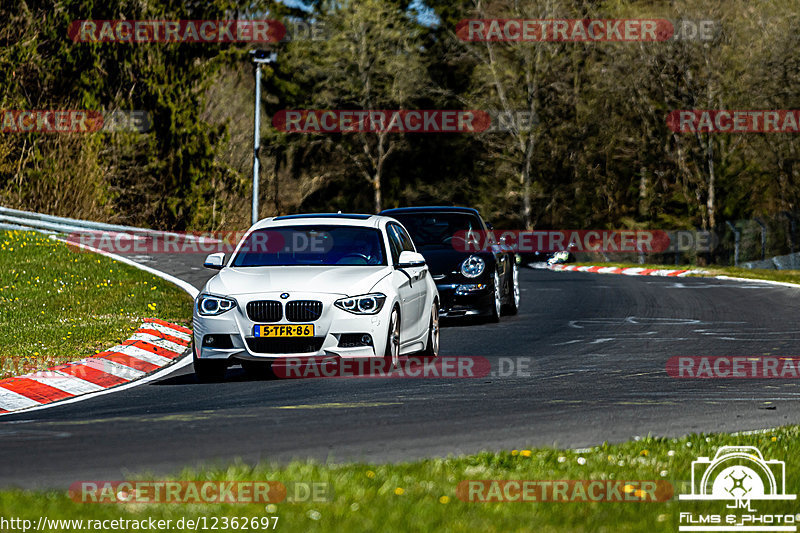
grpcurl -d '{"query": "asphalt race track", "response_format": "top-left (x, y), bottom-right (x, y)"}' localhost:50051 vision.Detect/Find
top-left (3, 254), bottom-right (800, 488)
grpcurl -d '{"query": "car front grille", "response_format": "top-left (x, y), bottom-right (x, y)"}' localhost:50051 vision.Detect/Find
top-left (285, 300), bottom-right (323, 322)
top-left (247, 300), bottom-right (282, 322)
top-left (245, 337), bottom-right (325, 354)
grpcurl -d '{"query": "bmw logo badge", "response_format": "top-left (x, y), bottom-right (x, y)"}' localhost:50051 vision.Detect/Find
top-left (280, 293), bottom-right (290, 299)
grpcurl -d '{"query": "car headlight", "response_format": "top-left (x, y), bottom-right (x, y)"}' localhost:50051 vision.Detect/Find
top-left (197, 294), bottom-right (237, 316)
top-left (334, 293), bottom-right (386, 315)
top-left (460, 255), bottom-right (485, 278)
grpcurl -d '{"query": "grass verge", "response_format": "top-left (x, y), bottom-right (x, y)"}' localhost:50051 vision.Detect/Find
top-left (0, 230), bottom-right (194, 378)
top-left (1, 426), bottom-right (798, 532)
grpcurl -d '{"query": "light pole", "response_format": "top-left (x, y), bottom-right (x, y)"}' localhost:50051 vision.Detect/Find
top-left (249, 49), bottom-right (277, 226)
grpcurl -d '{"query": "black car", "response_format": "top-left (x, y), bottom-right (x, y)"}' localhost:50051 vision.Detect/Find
top-left (380, 206), bottom-right (519, 321)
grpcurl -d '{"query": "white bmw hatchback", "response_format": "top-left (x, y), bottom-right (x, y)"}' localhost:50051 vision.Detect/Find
top-left (192, 214), bottom-right (440, 381)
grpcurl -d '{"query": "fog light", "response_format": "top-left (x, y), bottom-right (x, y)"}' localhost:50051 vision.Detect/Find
top-left (203, 334), bottom-right (233, 349)
top-left (455, 283), bottom-right (487, 295)
top-left (338, 334), bottom-right (373, 348)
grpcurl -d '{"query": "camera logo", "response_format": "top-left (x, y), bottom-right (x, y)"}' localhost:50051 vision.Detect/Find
top-left (678, 446), bottom-right (797, 532)
top-left (679, 446), bottom-right (795, 502)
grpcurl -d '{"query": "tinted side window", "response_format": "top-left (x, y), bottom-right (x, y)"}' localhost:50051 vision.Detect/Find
top-left (395, 226), bottom-right (416, 252)
top-left (387, 225), bottom-right (403, 264)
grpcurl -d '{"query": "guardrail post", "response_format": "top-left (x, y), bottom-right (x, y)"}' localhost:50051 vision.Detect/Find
top-left (754, 217), bottom-right (767, 261)
top-left (726, 220), bottom-right (740, 266)
top-left (782, 212), bottom-right (796, 269)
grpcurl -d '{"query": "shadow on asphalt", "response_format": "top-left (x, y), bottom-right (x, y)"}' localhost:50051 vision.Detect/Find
top-left (153, 365), bottom-right (277, 385)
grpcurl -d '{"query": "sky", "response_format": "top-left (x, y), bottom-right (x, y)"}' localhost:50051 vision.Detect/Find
top-left (278, 0), bottom-right (440, 27)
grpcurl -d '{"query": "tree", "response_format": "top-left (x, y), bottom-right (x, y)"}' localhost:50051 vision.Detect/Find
top-left (282, 0), bottom-right (432, 212)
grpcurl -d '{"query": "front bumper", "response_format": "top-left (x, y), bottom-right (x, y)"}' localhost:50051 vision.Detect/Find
top-left (193, 291), bottom-right (391, 362)
top-left (436, 282), bottom-right (494, 318)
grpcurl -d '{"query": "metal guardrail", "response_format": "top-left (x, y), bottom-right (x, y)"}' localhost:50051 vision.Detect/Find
top-left (0, 206), bottom-right (215, 243)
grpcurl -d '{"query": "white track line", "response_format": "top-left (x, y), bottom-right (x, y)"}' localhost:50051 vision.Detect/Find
top-left (140, 322), bottom-right (192, 341)
top-left (126, 333), bottom-right (187, 354)
top-left (25, 371), bottom-right (106, 395)
top-left (81, 358), bottom-right (146, 380)
top-left (0, 387), bottom-right (42, 410)
top-left (105, 343), bottom-right (175, 367)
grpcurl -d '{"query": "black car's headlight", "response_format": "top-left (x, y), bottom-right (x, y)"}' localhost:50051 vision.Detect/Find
top-left (460, 255), bottom-right (485, 278)
top-left (197, 294), bottom-right (237, 316)
top-left (335, 293), bottom-right (386, 315)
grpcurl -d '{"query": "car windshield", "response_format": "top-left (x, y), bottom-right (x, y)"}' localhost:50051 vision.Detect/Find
top-left (232, 225), bottom-right (386, 267)
top-left (389, 213), bottom-right (483, 249)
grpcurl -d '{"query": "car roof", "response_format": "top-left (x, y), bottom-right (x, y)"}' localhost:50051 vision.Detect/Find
top-left (273, 213), bottom-right (372, 221)
top-left (380, 206), bottom-right (482, 217)
top-left (249, 213), bottom-right (390, 231)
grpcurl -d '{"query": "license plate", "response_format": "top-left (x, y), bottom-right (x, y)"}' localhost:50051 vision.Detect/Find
top-left (254, 324), bottom-right (315, 337)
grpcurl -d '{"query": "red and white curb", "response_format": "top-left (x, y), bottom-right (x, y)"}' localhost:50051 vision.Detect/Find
top-left (549, 264), bottom-right (706, 277)
top-left (0, 318), bottom-right (191, 414)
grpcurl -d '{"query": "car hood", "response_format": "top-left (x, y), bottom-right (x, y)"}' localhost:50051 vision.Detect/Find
top-left (203, 265), bottom-right (392, 297)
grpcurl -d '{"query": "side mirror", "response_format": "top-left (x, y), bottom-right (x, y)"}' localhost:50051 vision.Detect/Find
top-left (204, 252), bottom-right (225, 270)
top-left (486, 222), bottom-right (494, 230)
top-left (396, 251), bottom-right (426, 268)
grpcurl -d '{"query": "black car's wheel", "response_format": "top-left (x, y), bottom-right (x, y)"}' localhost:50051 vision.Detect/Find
top-left (489, 271), bottom-right (501, 323)
top-left (384, 306), bottom-right (401, 367)
top-left (421, 301), bottom-right (440, 358)
top-left (193, 352), bottom-right (227, 382)
top-left (502, 262), bottom-right (520, 316)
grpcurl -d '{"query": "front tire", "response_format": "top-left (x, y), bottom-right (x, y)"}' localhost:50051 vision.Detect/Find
top-left (193, 353), bottom-right (227, 383)
top-left (488, 271), bottom-right (501, 323)
top-left (502, 262), bottom-right (520, 316)
top-left (421, 301), bottom-right (440, 358)
top-left (384, 306), bottom-right (401, 367)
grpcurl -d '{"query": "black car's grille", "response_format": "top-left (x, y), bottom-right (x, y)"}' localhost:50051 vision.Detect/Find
top-left (246, 337), bottom-right (324, 354)
top-left (247, 300), bottom-right (282, 322)
top-left (285, 300), bottom-right (323, 322)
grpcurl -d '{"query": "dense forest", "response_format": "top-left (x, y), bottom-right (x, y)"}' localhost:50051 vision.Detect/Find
top-left (1, 0), bottom-right (799, 261)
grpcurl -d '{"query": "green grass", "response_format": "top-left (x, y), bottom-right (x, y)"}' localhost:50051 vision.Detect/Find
top-left (0, 230), bottom-right (193, 378)
top-left (1, 427), bottom-right (798, 532)
top-left (572, 261), bottom-right (800, 285)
